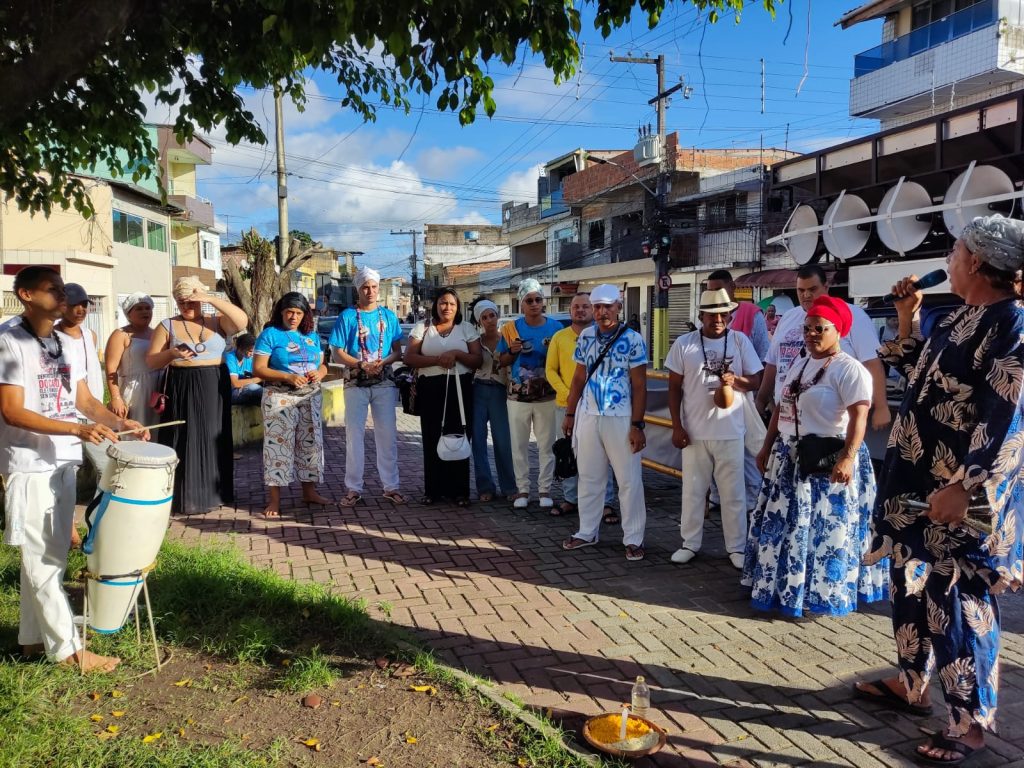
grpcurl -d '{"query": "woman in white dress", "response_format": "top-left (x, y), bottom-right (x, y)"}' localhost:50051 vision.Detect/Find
top-left (105, 292), bottom-right (160, 424)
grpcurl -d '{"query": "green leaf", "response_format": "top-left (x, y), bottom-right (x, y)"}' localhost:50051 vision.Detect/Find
top-left (262, 14), bottom-right (278, 34)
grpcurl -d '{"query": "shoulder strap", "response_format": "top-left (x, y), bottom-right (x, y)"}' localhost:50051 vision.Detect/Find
top-left (586, 323), bottom-right (629, 381)
top-left (440, 368), bottom-right (468, 429)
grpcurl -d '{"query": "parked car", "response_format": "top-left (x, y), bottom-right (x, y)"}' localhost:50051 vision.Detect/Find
top-left (497, 312), bottom-right (572, 331)
top-left (317, 315), bottom-right (338, 358)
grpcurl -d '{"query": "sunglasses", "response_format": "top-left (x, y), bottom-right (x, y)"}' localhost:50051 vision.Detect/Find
top-left (522, 297), bottom-right (544, 305)
top-left (802, 323), bottom-right (836, 335)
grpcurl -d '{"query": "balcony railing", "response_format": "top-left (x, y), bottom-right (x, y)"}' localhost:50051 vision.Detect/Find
top-left (854, 0), bottom-right (997, 78)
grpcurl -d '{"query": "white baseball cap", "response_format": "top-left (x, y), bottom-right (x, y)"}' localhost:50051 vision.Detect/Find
top-left (590, 284), bottom-right (621, 305)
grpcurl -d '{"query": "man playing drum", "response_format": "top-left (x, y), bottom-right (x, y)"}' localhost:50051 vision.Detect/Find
top-left (0, 266), bottom-right (148, 673)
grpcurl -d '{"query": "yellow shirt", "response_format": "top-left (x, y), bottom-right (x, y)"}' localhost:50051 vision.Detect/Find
top-left (546, 325), bottom-right (581, 407)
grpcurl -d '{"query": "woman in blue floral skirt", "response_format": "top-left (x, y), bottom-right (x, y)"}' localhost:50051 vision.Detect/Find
top-left (742, 296), bottom-right (888, 617)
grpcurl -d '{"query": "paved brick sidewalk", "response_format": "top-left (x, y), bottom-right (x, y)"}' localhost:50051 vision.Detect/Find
top-left (169, 413), bottom-right (1024, 767)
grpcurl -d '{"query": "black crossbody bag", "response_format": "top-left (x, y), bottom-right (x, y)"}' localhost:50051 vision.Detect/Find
top-left (790, 357), bottom-right (846, 477)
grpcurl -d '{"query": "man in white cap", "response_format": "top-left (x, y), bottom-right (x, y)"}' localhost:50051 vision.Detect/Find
top-left (329, 266), bottom-right (406, 508)
top-left (561, 284), bottom-right (649, 560)
top-left (665, 288), bottom-right (763, 569)
top-left (497, 278), bottom-right (564, 510)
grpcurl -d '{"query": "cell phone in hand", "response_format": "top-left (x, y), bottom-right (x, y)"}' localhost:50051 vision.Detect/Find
top-left (175, 343), bottom-right (194, 354)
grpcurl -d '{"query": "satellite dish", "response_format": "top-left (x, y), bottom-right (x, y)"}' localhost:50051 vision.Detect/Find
top-left (943, 164), bottom-right (1014, 238)
top-left (878, 179), bottom-right (932, 255)
top-left (823, 193), bottom-right (871, 262)
top-left (781, 204), bottom-right (819, 265)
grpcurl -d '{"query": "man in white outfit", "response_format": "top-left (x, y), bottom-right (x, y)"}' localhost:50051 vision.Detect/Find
top-left (329, 266), bottom-right (406, 507)
top-left (560, 284), bottom-right (649, 561)
top-left (666, 288), bottom-right (763, 569)
top-left (0, 266), bottom-right (147, 672)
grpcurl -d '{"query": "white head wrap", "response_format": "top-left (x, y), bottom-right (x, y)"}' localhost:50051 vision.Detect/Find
top-left (961, 215), bottom-right (1024, 273)
top-left (354, 266), bottom-right (381, 288)
top-left (473, 299), bottom-right (499, 324)
top-left (517, 278), bottom-right (543, 302)
top-left (122, 292), bottom-right (154, 315)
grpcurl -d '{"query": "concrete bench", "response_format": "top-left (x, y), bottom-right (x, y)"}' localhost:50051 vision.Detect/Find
top-left (232, 379), bottom-right (347, 448)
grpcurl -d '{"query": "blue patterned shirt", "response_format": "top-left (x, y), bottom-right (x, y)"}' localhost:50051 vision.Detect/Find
top-left (574, 324), bottom-right (648, 417)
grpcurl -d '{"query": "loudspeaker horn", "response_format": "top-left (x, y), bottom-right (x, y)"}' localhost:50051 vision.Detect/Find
top-left (780, 204), bottom-right (819, 265)
top-left (943, 164), bottom-right (1015, 238)
top-left (823, 192), bottom-right (871, 262)
top-left (878, 178), bottom-right (932, 255)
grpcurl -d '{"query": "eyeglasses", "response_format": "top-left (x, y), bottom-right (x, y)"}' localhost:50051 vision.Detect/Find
top-left (522, 297), bottom-right (543, 305)
top-left (802, 323), bottom-right (836, 335)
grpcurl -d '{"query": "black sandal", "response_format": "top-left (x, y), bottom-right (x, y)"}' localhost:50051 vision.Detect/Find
top-left (916, 731), bottom-right (985, 766)
top-left (602, 507), bottom-right (620, 525)
top-left (852, 678), bottom-right (932, 716)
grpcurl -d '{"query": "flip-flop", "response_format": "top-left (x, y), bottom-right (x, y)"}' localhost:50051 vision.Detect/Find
top-left (338, 492), bottom-right (363, 508)
top-left (916, 731), bottom-right (985, 765)
top-left (852, 678), bottom-right (932, 716)
top-left (562, 536), bottom-right (597, 551)
top-left (381, 490), bottom-right (407, 505)
top-left (602, 507), bottom-right (620, 525)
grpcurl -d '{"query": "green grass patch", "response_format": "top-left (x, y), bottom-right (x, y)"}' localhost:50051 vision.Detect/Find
top-left (277, 646), bottom-right (337, 693)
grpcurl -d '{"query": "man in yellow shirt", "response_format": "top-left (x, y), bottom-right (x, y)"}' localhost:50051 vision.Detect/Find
top-left (545, 292), bottom-right (617, 519)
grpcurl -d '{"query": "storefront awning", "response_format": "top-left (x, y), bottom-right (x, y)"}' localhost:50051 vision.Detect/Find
top-left (734, 268), bottom-right (798, 288)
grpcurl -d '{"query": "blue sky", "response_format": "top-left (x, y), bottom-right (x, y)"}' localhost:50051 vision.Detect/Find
top-left (176, 1), bottom-right (882, 276)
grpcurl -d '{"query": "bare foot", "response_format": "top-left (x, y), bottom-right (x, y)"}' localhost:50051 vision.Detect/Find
top-left (302, 492), bottom-right (333, 506)
top-left (69, 526), bottom-right (82, 550)
top-left (61, 649), bottom-right (120, 673)
top-left (263, 504), bottom-right (280, 519)
top-left (917, 725), bottom-right (985, 763)
top-left (21, 643), bottom-right (44, 658)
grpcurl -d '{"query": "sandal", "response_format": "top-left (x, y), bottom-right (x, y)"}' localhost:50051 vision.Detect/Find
top-left (479, 492), bottom-right (494, 503)
top-left (338, 491), bottom-right (363, 508)
top-left (381, 490), bottom-right (407, 505)
top-left (559, 501), bottom-right (577, 515)
top-left (602, 506), bottom-right (620, 525)
top-left (561, 536), bottom-right (597, 551)
top-left (916, 731), bottom-right (985, 766)
top-left (625, 545), bottom-right (645, 561)
top-left (852, 678), bottom-right (932, 716)
top-left (419, 495), bottom-right (435, 505)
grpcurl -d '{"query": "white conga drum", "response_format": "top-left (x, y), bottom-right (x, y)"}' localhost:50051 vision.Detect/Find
top-left (81, 441), bottom-right (179, 634)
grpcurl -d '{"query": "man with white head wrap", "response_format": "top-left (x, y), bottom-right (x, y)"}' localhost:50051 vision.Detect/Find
top-left (497, 278), bottom-right (564, 509)
top-left (329, 264), bottom-right (406, 507)
top-left (855, 214), bottom-right (1024, 763)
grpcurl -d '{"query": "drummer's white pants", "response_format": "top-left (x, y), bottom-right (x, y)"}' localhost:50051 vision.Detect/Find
top-left (262, 389), bottom-right (324, 486)
top-left (4, 465), bottom-right (82, 662)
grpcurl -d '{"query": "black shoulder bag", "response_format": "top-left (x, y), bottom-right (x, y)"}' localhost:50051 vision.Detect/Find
top-left (790, 356), bottom-right (846, 478)
top-left (552, 324), bottom-right (630, 480)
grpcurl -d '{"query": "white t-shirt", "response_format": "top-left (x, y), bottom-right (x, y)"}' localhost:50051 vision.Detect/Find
top-left (765, 303), bottom-right (878, 403)
top-left (776, 352), bottom-right (871, 438)
top-left (664, 330), bottom-right (762, 440)
top-left (410, 321), bottom-right (481, 376)
top-left (59, 327), bottom-right (104, 419)
top-left (0, 321), bottom-right (85, 473)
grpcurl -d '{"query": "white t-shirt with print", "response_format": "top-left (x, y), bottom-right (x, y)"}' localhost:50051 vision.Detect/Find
top-left (664, 330), bottom-right (762, 440)
top-left (410, 321), bottom-right (481, 376)
top-left (765, 303), bottom-right (879, 403)
top-left (776, 352), bottom-right (871, 438)
top-left (0, 321), bottom-right (85, 473)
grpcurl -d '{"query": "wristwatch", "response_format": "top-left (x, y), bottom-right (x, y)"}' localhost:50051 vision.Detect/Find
top-left (631, 420), bottom-right (646, 430)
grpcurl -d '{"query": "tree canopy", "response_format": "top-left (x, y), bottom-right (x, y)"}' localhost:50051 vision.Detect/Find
top-left (0, 0), bottom-right (775, 218)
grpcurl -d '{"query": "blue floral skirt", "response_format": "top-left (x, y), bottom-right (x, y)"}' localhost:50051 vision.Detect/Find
top-left (741, 436), bottom-right (889, 617)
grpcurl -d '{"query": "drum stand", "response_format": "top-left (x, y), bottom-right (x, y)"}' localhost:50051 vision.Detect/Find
top-left (80, 565), bottom-right (164, 676)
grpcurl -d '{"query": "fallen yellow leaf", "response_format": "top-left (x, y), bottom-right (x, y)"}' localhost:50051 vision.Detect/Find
top-left (186, 718), bottom-right (196, 726)
top-left (330, 700), bottom-right (341, 707)
top-left (407, 685), bottom-right (437, 695)
top-left (366, 758), bottom-right (382, 766)
top-left (96, 731), bottom-right (116, 741)
top-left (173, 679), bottom-right (192, 687)
top-left (618, 611), bottom-right (628, 618)
top-left (105, 725), bottom-right (120, 734)
top-left (299, 738), bottom-right (322, 751)
top-left (405, 735), bottom-right (417, 744)
top-left (177, 728), bottom-right (185, 737)
top-left (111, 711), bottom-right (126, 718)
top-left (88, 692), bottom-right (101, 702)
top-left (484, 723), bottom-right (499, 732)
top-left (110, 690), bottom-right (124, 699)
top-left (281, 659), bottom-right (291, 667)
top-left (89, 714), bottom-right (103, 723)
top-left (517, 758), bottom-right (529, 768)
top-left (231, 695), bottom-right (248, 704)
top-left (141, 732), bottom-right (163, 744)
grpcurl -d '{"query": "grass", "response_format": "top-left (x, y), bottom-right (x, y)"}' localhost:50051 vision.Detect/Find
top-left (276, 646), bottom-right (337, 693)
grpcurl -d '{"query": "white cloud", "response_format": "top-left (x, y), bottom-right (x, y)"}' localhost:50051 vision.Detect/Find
top-left (497, 164), bottom-right (543, 206)
top-left (415, 146), bottom-right (484, 179)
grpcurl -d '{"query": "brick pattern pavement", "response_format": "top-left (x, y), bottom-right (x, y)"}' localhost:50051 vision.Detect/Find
top-left (168, 412), bottom-right (1024, 767)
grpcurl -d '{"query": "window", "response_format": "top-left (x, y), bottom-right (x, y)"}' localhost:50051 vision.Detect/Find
top-left (706, 195), bottom-right (741, 230)
top-left (201, 238), bottom-right (216, 264)
top-left (147, 221), bottom-right (167, 252)
top-left (587, 220), bottom-right (606, 250)
top-left (113, 210), bottom-right (144, 247)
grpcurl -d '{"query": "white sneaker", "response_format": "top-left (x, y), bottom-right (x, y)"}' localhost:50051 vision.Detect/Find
top-left (513, 496), bottom-right (529, 510)
top-left (538, 496), bottom-right (554, 509)
top-left (728, 552), bottom-right (745, 570)
top-left (670, 548), bottom-right (697, 564)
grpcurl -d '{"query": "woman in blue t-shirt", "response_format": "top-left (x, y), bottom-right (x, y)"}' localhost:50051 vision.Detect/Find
top-left (252, 292), bottom-right (332, 518)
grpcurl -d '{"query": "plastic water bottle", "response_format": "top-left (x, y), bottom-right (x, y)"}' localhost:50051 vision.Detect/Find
top-left (631, 675), bottom-right (650, 718)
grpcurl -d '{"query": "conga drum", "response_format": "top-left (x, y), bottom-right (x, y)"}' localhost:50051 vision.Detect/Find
top-left (81, 441), bottom-right (179, 634)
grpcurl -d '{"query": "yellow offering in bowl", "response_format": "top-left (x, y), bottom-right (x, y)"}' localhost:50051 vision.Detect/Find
top-left (586, 713), bottom-right (658, 752)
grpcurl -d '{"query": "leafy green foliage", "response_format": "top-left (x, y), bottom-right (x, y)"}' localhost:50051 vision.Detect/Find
top-left (0, 0), bottom-right (775, 216)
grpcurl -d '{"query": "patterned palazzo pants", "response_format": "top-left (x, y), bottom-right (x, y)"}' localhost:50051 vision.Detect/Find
top-left (262, 387), bottom-right (324, 486)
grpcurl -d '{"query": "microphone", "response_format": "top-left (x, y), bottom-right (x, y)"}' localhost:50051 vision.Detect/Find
top-left (881, 269), bottom-right (947, 304)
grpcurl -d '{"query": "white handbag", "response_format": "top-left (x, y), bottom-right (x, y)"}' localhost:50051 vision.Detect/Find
top-left (742, 392), bottom-right (768, 455)
top-left (437, 369), bottom-right (472, 462)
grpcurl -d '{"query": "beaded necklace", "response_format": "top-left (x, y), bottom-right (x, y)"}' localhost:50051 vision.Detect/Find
top-left (20, 315), bottom-right (63, 360)
top-left (356, 307), bottom-right (386, 362)
top-left (698, 330), bottom-right (730, 377)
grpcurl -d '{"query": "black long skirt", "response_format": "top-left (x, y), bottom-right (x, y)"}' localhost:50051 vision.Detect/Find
top-left (158, 364), bottom-right (234, 514)
top-left (418, 372), bottom-right (474, 500)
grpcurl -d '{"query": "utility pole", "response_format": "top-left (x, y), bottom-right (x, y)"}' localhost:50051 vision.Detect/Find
top-left (610, 52), bottom-right (682, 369)
top-left (390, 228), bottom-right (422, 312)
top-left (274, 87), bottom-right (289, 268)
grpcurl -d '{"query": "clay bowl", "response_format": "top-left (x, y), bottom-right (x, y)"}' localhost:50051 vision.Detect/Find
top-left (582, 713), bottom-right (667, 759)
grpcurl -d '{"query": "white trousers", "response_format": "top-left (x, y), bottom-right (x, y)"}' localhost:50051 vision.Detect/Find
top-left (709, 451), bottom-right (764, 511)
top-left (572, 414), bottom-right (647, 547)
top-left (344, 384), bottom-right (400, 493)
top-left (680, 438), bottom-right (748, 554)
top-left (507, 399), bottom-right (556, 496)
top-left (4, 465), bottom-right (83, 662)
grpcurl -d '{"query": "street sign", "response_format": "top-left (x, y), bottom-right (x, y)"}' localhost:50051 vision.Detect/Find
top-left (657, 274), bottom-right (672, 291)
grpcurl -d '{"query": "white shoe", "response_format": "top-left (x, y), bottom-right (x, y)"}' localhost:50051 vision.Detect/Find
top-left (728, 553), bottom-right (745, 570)
top-left (513, 496), bottom-right (529, 509)
top-left (671, 548), bottom-right (697, 564)
top-left (539, 496), bottom-right (554, 509)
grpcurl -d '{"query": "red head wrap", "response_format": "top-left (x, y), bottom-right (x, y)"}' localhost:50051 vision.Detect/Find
top-left (806, 296), bottom-right (852, 337)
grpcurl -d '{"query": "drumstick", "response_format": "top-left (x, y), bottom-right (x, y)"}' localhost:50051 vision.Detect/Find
top-left (114, 420), bottom-right (186, 437)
